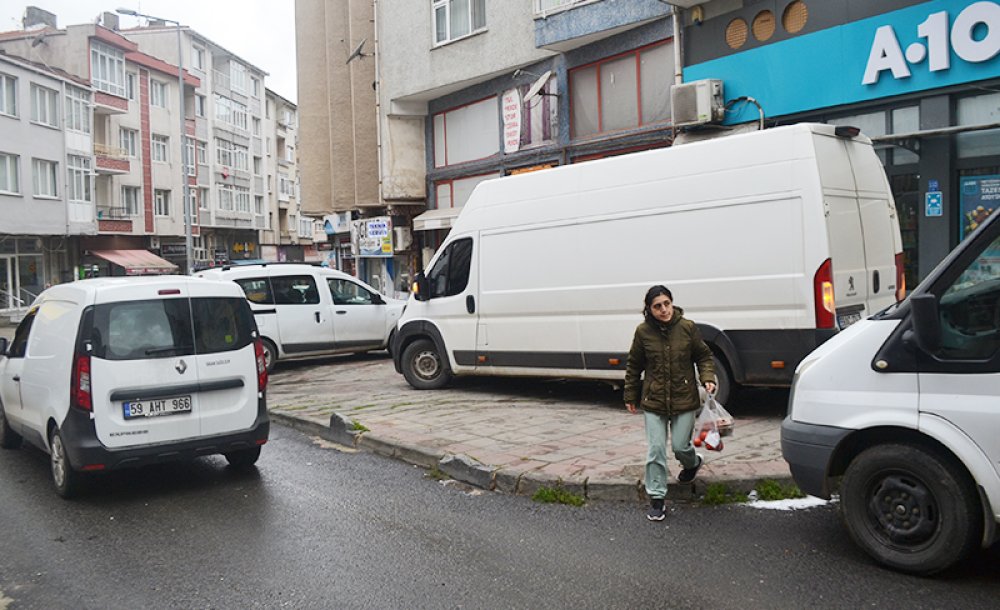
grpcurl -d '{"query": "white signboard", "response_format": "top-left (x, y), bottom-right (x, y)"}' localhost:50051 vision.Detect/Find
top-left (350, 216), bottom-right (394, 258)
top-left (502, 88), bottom-right (522, 154)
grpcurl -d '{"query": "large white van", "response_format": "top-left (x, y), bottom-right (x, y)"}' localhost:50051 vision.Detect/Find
top-left (0, 277), bottom-right (269, 497)
top-left (393, 123), bottom-right (904, 403)
top-left (198, 263), bottom-right (405, 371)
top-left (782, 209), bottom-right (1000, 575)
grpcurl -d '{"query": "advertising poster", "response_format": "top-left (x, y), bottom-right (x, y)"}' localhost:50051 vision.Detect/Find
top-left (350, 216), bottom-right (394, 257)
top-left (960, 175), bottom-right (1000, 239)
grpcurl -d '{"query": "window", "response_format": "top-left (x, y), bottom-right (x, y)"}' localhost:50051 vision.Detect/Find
top-left (192, 46), bottom-right (205, 71)
top-left (185, 139), bottom-right (196, 176)
top-left (7, 310), bottom-right (36, 359)
top-left (154, 189), bottom-right (170, 216)
top-left (235, 278), bottom-right (272, 304)
top-left (252, 77), bottom-right (261, 98)
top-left (253, 156), bottom-right (262, 175)
top-left (216, 138), bottom-right (234, 167)
top-left (150, 80), bottom-right (168, 108)
top-left (230, 61), bottom-right (247, 94)
top-left (126, 72), bottom-right (137, 100)
top-left (214, 94), bottom-right (248, 131)
top-left (196, 140), bottom-right (207, 164)
top-left (67, 155), bottom-right (92, 203)
top-left (122, 185), bottom-right (141, 216)
top-left (426, 237), bottom-right (473, 297)
top-left (254, 195), bottom-right (263, 214)
top-left (935, 234), bottom-right (1000, 360)
top-left (32, 158), bottom-right (57, 197)
top-left (152, 134), bottom-right (169, 162)
top-left (957, 92), bottom-right (1000, 159)
top-left (282, 108), bottom-right (295, 125)
top-left (199, 187), bottom-right (209, 210)
top-left (30, 84), bottom-right (58, 127)
top-left (234, 145), bottom-right (250, 171)
top-left (285, 145), bottom-right (295, 163)
top-left (217, 183), bottom-right (234, 210)
top-left (120, 128), bottom-right (138, 157)
top-left (434, 173), bottom-right (496, 209)
top-left (91, 40), bottom-right (126, 97)
top-left (299, 217), bottom-right (313, 238)
top-left (0, 153), bottom-right (20, 194)
top-left (235, 186), bottom-right (251, 212)
top-left (433, 0), bottom-right (486, 45)
top-left (195, 94), bottom-right (206, 117)
top-left (65, 87), bottom-right (90, 134)
top-left (433, 97), bottom-right (499, 167)
top-left (279, 173), bottom-right (293, 197)
top-left (0, 73), bottom-right (16, 116)
top-left (570, 41), bottom-right (673, 138)
top-left (271, 275), bottom-right (320, 305)
top-left (252, 117), bottom-right (261, 136)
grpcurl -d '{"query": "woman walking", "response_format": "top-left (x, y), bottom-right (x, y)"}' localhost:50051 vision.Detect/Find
top-left (624, 285), bottom-right (716, 521)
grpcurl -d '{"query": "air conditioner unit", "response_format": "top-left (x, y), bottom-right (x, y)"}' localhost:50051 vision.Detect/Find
top-left (393, 226), bottom-right (412, 251)
top-left (670, 79), bottom-right (724, 127)
top-left (149, 236), bottom-right (161, 249)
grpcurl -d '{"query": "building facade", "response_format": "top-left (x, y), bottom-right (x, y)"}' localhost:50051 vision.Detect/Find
top-left (0, 51), bottom-right (94, 313)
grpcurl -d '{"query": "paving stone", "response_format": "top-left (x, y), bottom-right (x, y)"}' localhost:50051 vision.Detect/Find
top-left (439, 454), bottom-right (495, 490)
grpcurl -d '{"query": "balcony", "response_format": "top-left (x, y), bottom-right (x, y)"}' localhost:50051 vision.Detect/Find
top-left (94, 143), bottom-right (131, 174)
top-left (96, 205), bottom-right (134, 233)
top-left (93, 91), bottom-right (128, 115)
top-left (534, 0), bottom-right (671, 52)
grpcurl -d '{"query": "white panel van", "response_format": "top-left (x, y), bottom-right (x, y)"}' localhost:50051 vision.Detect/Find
top-left (0, 277), bottom-right (269, 497)
top-left (393, 123), bottom-right (904, 404)
top-left (782, 209), bottom-right (1000, 575)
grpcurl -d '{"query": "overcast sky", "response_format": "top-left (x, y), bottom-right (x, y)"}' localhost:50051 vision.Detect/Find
top-left (0, 1), bottom-right (298, 102)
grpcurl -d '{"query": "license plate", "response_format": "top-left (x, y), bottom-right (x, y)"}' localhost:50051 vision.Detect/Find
top-left (123, 395), bottom-right (192, 419)
top-left (838, 311), bottom-right (863, 329)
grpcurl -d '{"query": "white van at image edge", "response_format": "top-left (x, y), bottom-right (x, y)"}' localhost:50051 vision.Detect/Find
top-left (782, 209), bottom-right (1000, 575)
top-left (393, 123), bottom-right (904, 404)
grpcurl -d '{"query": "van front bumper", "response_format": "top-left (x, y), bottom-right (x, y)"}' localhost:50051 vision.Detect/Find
top-left (59, 397), bottom-right (270, 471)
top-left (780, 416), bottom-right (851, 499)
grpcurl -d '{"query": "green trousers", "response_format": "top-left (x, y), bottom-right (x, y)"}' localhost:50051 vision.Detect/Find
top-left (643, 409), bottom-right (699, 499)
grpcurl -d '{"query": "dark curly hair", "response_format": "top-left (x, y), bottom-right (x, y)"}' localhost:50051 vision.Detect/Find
top-left (642, 285), bottom-right (674, 321)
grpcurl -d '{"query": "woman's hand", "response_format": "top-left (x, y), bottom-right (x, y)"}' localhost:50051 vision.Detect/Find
top-left (625, 403), bottom-right (638, 414)
top-left (704, 382), bottom-right (717, 395)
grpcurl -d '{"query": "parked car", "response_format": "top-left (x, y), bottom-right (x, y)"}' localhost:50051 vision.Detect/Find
top-left (0, 276), bottom-right (269, 498)
top-left (198, 263), bottom-right (405, 371)
top-left (396, 123), bottom-right (903, 404)
top-left (782, 210), bottom-right (1000, 575)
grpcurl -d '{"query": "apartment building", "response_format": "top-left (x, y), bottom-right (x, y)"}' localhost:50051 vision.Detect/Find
top-left (121, 21), bottom-right (270, 268)
top-left (0, 50), bottom-right (94, 313)
top-left (296, 0), bottom-right (677, 292)
top-left (0, 8), bottom-right (194, 276)
top-left (262, 88), bottom-right (318, 262)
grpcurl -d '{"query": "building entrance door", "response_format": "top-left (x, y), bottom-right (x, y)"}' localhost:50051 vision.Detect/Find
top-left (0, 256), bottom-right (15, 310)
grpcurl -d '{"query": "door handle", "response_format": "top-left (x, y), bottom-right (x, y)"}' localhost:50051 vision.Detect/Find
top-left (872, 270), bottom-right (881, 294)
top-left (12, 375), bottom-right (19, 382)
top-left (466, 295), bottom-right (476, 314)
top-left (315, 311), bottom-right (321, 323)
top-left (336, 310), bottom-right (347, 315)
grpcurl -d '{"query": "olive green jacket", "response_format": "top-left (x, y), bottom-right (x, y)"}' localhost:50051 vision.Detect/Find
top-left (623, 308), bottom-right (716, 415)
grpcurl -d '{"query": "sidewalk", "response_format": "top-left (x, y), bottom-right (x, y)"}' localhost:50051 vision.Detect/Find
top-left (267, 353), bottom-right (793, 503)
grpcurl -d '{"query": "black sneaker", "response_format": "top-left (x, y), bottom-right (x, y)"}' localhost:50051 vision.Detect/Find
top-left (647, 498), bottom-right (666, 521)
top-left (678, 454), bottom-right (704, 484)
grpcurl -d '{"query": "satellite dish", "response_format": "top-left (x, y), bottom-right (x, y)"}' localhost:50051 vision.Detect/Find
top-left (524, 70), bottom-right (552, 103)
top-left (346, 38), bottom-right (370, 64)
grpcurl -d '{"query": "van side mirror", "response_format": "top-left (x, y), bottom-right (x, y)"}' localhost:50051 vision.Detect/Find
top-left (0, 337), bottom-right (7, 356)
top-left (412, 272), bottom-right (430, 302)
top-left (909, 293), bottom-right (942, 353)
top-left (371, 293), bottom-right (385, 305)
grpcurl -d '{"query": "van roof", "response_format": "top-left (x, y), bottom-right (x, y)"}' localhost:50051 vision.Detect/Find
top-left (36, 276), bottom-right (244, 307)
top-left (198, 263), bottom-right (353, 280)
top-left (451, 122), bottom-right (866, 235)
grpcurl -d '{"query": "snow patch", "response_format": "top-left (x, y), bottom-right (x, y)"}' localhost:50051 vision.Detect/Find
top-left (743, 496), bottom-right (829, 511)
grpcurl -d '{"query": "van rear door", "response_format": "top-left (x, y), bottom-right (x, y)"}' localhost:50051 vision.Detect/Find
top-left (89, 287), bottom-right (202, 448)
top-left (187, 282), bottom-right (258, 437)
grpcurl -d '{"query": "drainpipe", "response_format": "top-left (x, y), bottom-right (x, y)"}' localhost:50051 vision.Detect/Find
top-left (672, 7), bottom-right (683, 85)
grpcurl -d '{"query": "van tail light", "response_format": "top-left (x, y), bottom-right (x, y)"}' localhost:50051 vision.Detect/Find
top-left (254, 338), bottom-right (268, 391)
top-left (70, 352), bottom-right (92, 411)
top-left (814, 258), bottom-right (836, 329)
top-left (894, 252), bottom-right (906, 302)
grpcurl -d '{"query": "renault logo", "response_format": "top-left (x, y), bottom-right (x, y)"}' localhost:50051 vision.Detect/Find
top-left (175, 359), bottom-right (188, 374)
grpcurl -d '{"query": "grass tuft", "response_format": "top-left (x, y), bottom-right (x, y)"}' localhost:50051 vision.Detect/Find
top-left (753, 479), bottom-right (805, 501)
top-left (532, 487), bottom-right (586, 507)
top-left (701, 483), bottom-right (749, 506)
top-left (426, 466), bottom-right (449, 481)
top-left (349, 419), bottom-right (370, 433)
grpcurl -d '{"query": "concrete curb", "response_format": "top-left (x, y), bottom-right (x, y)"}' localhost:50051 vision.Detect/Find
top-left (270, 412), bottom-right (798, 504)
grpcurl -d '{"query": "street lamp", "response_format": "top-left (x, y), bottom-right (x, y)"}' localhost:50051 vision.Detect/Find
top-left (116, 8), bottom-right (193, 274)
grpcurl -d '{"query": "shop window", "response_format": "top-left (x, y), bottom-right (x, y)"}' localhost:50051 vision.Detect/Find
top-left (889, 173), bottom-right (919, 289)
top-left (434, 173), bottom-right (498, 210)
top-left (957, 92), bottom-right (1000, 159)
top-left (891, 106), bottom-right (919, 165)
top-left (570, 41), bottom-right (673, 139)
top-left (433, 97), bottom-right (499, 167)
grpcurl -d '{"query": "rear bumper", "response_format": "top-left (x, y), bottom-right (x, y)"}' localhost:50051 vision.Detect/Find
top-left (780, 416), bottom-right (850, 499)
top-left (60, 396), bottom-right (269, 471)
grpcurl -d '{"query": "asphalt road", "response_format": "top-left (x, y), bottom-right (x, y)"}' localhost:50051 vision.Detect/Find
top-left (1, 424), bottom-right (998, 610)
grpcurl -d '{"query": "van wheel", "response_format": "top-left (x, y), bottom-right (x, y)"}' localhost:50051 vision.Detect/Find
top-left (49, 428), bottom-right (82, 499)
top-left (710, 353), bottom-right (737, 407)
top-left (225, 446), bottom-right (261, 468)
top-left (840, 443), bottom-right (981, 575)
top-left (0, 404), bottom-right (23, 449)
top-left (261, 338), bottom-right (278, 373)
top-left (401, 339), bottom-right (452, 390)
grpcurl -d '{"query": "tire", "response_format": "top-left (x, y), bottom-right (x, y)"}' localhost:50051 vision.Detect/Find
top-left (401, 338), bottom-right (452, 390)
top-left (0, 403), bottom-right (23, 449)
top-left (710, 353), bottom-right (738, 407)
top-left (49, 428), bottom-right (83, 499)
top-left (261, 338), bottom-right (278, 373)
top-left (840, 443), bottom-right (982, 575)
top-left (225, 446), bottom-right (261, 468)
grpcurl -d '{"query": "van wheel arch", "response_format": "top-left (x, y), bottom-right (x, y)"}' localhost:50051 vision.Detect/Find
top-left (260, 337), bottom-right (279, 373)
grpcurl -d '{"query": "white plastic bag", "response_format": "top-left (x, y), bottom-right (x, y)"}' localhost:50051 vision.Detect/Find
top-left (692, 394), bottom-right (734, 451)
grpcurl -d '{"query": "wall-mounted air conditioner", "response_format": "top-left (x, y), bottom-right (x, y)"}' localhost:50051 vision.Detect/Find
top-left (671, 79), bottom-right (724, 127)
top-left (393, 226), bottom-right (412, 252)
top-left (149, 236), bottom-right (161, 249)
